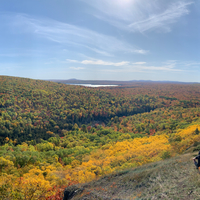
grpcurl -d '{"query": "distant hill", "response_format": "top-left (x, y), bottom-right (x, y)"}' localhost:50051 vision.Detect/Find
top-left (48, 79), bottom-right (198, 86)
top-left (63, 152), bottom-right (200, 200)
top-left (48, 79), bottom-right (128, 85)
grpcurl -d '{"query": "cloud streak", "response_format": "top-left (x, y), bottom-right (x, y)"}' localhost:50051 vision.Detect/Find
top-left (67, 59), bottom-right (129, 66)
top-left (70, 67), bottom-right (85, 70)
top-left (128, 1), bottom-right (193, 33)
top-left (83, 0), bottom-right (193, 33)
top-left (67, 59), bottom-right (182, 72)
top-left (133, 62), bottom-right (146, 65)
top-left (2, 13), bottom-right (148, 56)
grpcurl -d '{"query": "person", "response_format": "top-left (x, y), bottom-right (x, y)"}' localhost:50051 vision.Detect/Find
top-left (193, 151), bottom-right (200, 170)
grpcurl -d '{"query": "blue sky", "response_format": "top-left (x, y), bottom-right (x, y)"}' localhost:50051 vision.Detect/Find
top-left (0, 0), bottom-right (200, 82)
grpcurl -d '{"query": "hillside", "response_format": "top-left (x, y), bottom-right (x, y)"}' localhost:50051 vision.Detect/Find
top-left (63, 152), bottom-right (200, 200)
top-left (1, 123), bottom-right (200, 199)
top-left (1, 76), bottom-right (200, 145)
top-left (1, 76), bottom-right (200, 199)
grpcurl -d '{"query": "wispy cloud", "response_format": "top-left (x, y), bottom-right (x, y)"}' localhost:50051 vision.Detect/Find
top-left (3, 13), bottom-right (148, 55)
top-left (67, 59), bottom-right (129, 66)
top-left (101, 65), bottom-right (182, 73)
top-left (136, 60), bottom-right (182, 71)
top-left (133, 62), bottom-right (146, 65)
top-left (131, 62), bottom-right (182, 72)
top-left (83, 0), bottom-right (193, 33)
top-left (66, 59), bottom-right (79, 63)
top-left (70, 67), bottom-right (85, 70)
top-left (67, 58), bottom-right (182, 72)
top-left (163, 60), bottom-right (200, 71)
top-left (182, 61), bottom-right (200, 67)
top-left (136, 65), bottom-right (182, 71)
top-left (128, 1), bottom-right (193, 33)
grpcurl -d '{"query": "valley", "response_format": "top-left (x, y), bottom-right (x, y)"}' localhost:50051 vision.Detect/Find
top-left (1, 76), bottom-right (200, 199)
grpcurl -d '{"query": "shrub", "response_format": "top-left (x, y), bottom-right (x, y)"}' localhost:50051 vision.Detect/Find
top-left (161, 151), bottom-right (171, 159)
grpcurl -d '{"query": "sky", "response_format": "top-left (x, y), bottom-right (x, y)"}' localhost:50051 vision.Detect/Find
top-left (0, 0), bottom-right (200, 82)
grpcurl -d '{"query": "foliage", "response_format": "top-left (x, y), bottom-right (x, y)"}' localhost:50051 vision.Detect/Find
top-left (1, 124), bottom-right (200, 199)
top-left (1, 76), bottom-right (200, 199)
top-left (1, 76), bottom-right (200, 144)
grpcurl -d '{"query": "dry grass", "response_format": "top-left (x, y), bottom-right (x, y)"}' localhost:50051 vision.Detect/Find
top-left (68, 151), bottom-right (200, 200)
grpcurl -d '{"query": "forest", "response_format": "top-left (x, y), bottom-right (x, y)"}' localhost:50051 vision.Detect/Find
top-left (1, 76), bottom-right (200, 199)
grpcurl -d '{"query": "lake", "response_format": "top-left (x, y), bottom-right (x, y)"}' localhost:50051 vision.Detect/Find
top-left (66, 84), bottom-right (119, 87)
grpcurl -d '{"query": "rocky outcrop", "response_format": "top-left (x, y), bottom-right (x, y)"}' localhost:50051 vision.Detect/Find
top-left (63, 185), bottom-right (84, 200)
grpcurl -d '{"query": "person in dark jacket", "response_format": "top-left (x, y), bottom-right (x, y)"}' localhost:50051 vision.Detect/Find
top-left (193, 151), bottom-right (200, 169)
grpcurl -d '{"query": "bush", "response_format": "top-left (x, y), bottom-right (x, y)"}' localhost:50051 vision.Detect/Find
top-left (161, 151), bottom-right (171, 159)
top-left (193, 145), bottom-right (200, 152)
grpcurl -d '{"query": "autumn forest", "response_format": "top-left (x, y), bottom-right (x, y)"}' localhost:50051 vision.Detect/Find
top-left (1, 76), bottom-right (200, 199)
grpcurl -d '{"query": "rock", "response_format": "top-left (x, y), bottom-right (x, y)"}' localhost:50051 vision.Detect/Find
top-left (63, 185), bottom-right (84, 200)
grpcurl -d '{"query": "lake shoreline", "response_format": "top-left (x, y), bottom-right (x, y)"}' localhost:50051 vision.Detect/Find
top-left (65, 83), bottom-right (119, 87)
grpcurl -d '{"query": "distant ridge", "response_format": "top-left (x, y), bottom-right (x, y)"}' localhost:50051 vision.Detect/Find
top-left (67, 78), bottom-right (78, 81)
top-left (48, 79), bottom-right (199, 85)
